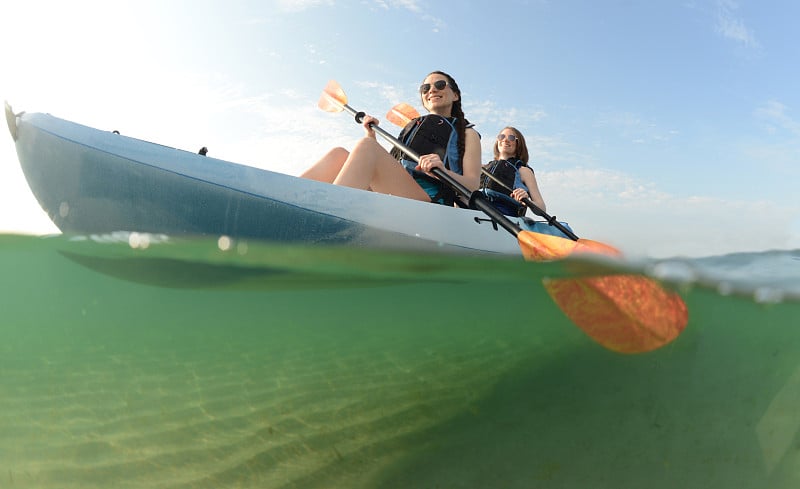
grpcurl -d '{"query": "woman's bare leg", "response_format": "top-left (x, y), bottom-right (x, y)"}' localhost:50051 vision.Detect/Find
top-left (300, 147), bottom-right (349, 183)
top-left (334, 138), bottom-right (430, 201)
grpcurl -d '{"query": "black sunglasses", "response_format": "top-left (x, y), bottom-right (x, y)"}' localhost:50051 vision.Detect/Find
top-left (497, 134), bottom-right (518, 142)
top-left (419, 80), bottom-right (449, 94)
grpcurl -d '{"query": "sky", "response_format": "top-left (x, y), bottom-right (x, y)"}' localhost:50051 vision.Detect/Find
top-left (1, 0), bottom-right (798, 258)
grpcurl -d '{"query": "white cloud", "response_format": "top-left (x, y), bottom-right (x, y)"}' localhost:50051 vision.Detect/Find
top-left (542, 168), bottom-right (670, 206)
top-left (593, 111), bottom-right (676, 145)
top-left (276, 0), bottom-right (334, 12)
top-left (755, 100), bottom-right (800, 137)
top-left (715, 0), bottom-right (760, 49)
top-left (394, 0), bottom-right (422, 12)
top-left (538, 168), bottom-right (800, 258)
top-left (750, 100), bottom-right (800, 176)
top-left (371, 0), bottom-right (446, 32)
top-left (356, 81), bottom-right (407, 109)
top-left (468, 100), bottom-right (548, 129)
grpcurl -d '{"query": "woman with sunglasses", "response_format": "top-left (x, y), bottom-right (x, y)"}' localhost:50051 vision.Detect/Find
top-left (301, 71), bottom-right (482, 205)
top-left (480, 127), bottom-right (546, 216)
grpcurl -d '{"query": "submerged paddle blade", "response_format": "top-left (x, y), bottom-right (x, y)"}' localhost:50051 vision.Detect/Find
top-left (318, 80), bottom-right (347, 113)
top-left (544, 275), bottom-right (689, 354)
top-left (386, 103), bottom-right (420, 127)
top-left (518, 230), bottom-right (622, 261)
top-left (520, 230), bottom-right (690, 353)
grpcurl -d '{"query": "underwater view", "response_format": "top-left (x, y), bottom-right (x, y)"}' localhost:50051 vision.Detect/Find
top-left (1, 233), bottom-right (799, 488)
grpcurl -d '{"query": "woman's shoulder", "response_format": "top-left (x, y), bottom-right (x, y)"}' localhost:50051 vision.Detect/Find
top-left (464, 125), bottom-right (481, 139)
top-left (464, 126), bottom-right (481, 143)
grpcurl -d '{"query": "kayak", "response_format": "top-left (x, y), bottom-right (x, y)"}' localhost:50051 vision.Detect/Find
top-left (5, 103), bottom-right (573, 255)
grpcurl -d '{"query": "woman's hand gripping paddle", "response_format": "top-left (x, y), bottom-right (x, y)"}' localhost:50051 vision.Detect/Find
top-left (319, 81), bottom-right (688, 353)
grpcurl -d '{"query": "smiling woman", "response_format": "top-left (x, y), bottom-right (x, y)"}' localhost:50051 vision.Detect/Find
top-left (301, 71), bottom-right (482, 206)
top-left (480, 126), bottom-right (547, 218)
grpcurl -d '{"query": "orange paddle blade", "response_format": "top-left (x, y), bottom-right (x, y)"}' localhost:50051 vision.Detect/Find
top-left (544, 275), bottom-right (688, 354)
top-left (517, 231), bottom-right (622, 261)
top-left (318, 80), bottom-right (347, 113)
top-left (386, 103), bottom-right (420, 127)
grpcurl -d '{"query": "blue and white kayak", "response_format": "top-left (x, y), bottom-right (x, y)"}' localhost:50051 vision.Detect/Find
top-left (5, 103), bottom-right (573, 255)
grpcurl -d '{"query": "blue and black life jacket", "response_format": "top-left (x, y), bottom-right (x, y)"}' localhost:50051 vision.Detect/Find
top-left (390, 115), bottom-right (464, 205)
top-left (480, 158), bottom-right (529, 217)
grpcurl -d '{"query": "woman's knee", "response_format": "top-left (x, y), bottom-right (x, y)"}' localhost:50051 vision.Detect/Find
top-left (327, 146), bottom-right (349, 160)
top-left (350, 137), bottom-right (383, 154)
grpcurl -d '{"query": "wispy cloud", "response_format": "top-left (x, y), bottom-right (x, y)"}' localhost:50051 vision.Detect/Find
top-left (750, 101), bottom-right (800, 177)
top-left (523, 135), bottom-right (596, 169)
top-left (593, 111), bottom-right (676, 145)
top-left (372, 0), bottom-right (446, 32)
top-left (467, 100), bottom-right (547, 127)
top-left (376, 0), bottom-right (421, 12)
top-left (356, 81), bottom-right (406, 108)
top-left (303, 43), bottom-right (328, 65)
top-left (755, 100), bottom-right (800, 137)
top-left (715, 0), bottom-right (760, 49)
top-left (544, 168), bottom-right (670, 204)
top-left (464, 99), bottom-right (550, 161)
top-left (276, 0), bottom-right (334, 12)
top-left (541, 168), bottom-right (799, 257)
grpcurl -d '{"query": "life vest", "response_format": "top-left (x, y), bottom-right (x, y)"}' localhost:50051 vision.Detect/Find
top-left (480, 158), bottom-right (529, 217)
top-left (390, 114), bottom-right (464, 205)
top-left (391, 115), bottom-right (462, 174)
top-left (480, 158), bottom-right (528, 195)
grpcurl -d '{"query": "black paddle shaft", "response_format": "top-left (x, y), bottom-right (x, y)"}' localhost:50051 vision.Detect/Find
top-left (480, 168), bottom-right (579, 240)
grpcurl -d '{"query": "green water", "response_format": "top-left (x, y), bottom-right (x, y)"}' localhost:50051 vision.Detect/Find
top-left (1, 234), bottom-right (799, 488)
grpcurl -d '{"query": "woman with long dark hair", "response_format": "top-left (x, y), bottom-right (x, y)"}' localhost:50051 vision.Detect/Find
top-left (301, 71), bottom-right (481, 206)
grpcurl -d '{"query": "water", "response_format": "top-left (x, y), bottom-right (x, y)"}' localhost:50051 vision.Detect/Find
top-left (1, 233), bottom-right (799, 488)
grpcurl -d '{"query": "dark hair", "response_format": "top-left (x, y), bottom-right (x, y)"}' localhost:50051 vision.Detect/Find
top-left (492, 126), bottom-right (529, 165)
top-left (422, 70), bottom-right (470, 167)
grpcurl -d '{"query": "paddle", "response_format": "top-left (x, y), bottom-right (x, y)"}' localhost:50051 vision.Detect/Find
top-left (318, 80), bottom-right (688, 354)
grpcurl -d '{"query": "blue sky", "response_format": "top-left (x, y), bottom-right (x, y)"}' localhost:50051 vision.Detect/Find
top-left (1, 0), bottom-right (798, 258)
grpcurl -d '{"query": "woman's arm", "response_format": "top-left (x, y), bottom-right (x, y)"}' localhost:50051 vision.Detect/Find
top-left (443, 127), bottom-right (482, 191)
top-left (518, 166), bottom-right (546, 213)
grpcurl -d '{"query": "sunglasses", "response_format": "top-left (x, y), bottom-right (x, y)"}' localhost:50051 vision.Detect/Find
top-left (497, 134), bottom-right (518, 142)
top-left (419, 80), bottom-right (449, 94)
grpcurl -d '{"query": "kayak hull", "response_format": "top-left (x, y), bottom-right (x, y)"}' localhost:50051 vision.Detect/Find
top-left (7, 106), bottom-right (573, 255)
